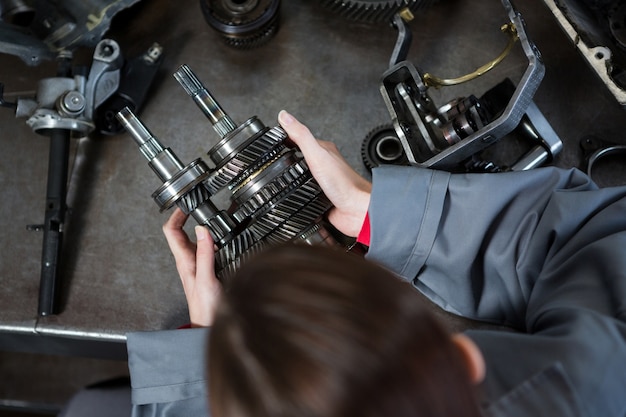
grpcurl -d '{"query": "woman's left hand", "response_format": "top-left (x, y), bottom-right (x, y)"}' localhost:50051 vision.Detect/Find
top-left (162, 208), bottom-right (222, 327)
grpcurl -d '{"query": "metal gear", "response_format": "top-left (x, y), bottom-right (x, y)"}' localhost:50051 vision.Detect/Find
top-left (319, 0), bottom-right (436, 23)
top-left (361, 124), bottom-right (408, 172)
top-left (200, 0), bottom-right (281, 48)
top-left (116, 63), bottom-right (344, 281)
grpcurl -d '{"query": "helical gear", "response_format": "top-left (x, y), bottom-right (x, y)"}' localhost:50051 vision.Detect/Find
top-left (199, 0), bottom-right (281, 48)
top-left (319, 0), bottom-right (437, 23)
top-left (205, 124), bottom-right (287, 192)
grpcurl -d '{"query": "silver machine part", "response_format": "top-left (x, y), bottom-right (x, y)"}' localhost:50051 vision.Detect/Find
top-left (116, 107), bottom-right (237, 247)
top-left (18, 38), bottom-right (123, 136)
top-left (380, 0), bottom-right (562, 170)
top-left (118, 65), bottom-right (340, 280)
top-left (199, 0), bottom-right (281, 49)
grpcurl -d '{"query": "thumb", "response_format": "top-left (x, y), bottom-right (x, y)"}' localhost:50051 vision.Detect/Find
top-left (278, 110), bottom-right (319, 153)
top-left (194, 225), bottom-right (217, 283)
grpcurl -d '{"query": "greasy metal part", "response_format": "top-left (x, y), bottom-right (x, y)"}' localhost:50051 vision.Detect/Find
top-left (361, 124), bottom-right (407, 171)
top-left (17, 39), bottom-right (123, 137)
top-left (543, 0), bottom-right (626, 107)
top-left (319, 0), bottom-right (436, 23)
top-left (0, 0), bottom-right (141, 66)
top-left (6, 40), bottom-right (124, 316)
top-left (83, 39), bottom-right (124, 120)
top-left (97, 43), bottom-right (164, 135)
top-left (423, 23), bottom-right (519, 88)
top-left (380, 0), bottom-right (547, 170)
top-left (580, 136), bottom-right (626, 181)
top-left (37, 127), bottom-right (70, 316)
top-left (121, 64), bottom-right (340, 280)
top-left (0, 39), bottom-right (130, 316)
top-left (509, 101), bottom-right (562, 171)
top-left (116, 107), bottom-right (238, 247)
top-left (3, 37), bottom-right (153, 316)
top-left (362, 100), bottom-right (562, 173)
top-left (389, 9), bottom-right (413, 67)
top-left (199, 0), bottom-right (281, 48)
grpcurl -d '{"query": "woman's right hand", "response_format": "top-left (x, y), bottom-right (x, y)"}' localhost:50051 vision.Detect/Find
top-left (278, 110), bottom-right (371, 238)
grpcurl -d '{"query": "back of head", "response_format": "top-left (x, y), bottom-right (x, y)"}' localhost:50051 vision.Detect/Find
top-left (208, 244), bottom-right (482, 417)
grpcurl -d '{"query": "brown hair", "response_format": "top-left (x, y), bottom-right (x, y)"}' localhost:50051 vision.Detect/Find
top-left (208, 244), bottom-right (482, 417)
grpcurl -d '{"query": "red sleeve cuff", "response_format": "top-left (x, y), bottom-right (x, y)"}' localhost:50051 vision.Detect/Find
top-left (356, 212), bottom-right (371, 247)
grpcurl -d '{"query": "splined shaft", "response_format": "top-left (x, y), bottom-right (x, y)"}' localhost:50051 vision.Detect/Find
top-left (116, 107), bottom-right (238, 247)
top-left (173, 64), bottom-right (237, 138)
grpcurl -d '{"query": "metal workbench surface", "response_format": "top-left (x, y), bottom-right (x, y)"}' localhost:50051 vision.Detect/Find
top-left (2, 0), bottom-right (626, 359)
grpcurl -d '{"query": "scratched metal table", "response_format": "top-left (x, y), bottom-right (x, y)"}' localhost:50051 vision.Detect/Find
top-left (2, 0), bottom-right (626, 360)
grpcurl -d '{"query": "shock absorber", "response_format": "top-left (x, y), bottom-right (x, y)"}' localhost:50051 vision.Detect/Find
top-left (117, 65), bottom-right (339, 279)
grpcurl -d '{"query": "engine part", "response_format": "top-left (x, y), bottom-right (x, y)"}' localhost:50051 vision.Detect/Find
top-left (320, 0), bottom-right (436, 23)
top-left (15, 39), bottom-right (124, 136)
top-left (361, 101), bottom-right (563, 173)
top-left (543, 0), bottom-right (626, 108)
top-left (118, 65), bottom-right (340, 280)
top-left (96, 43), bottom-right (164, 135)
top-left (11, 39), bottom-right (124, 316)
top-left (580, 135), bottom-right (626, 182)
top-left (3, 38), bottom-right (161, 315)
top-left (199, 0), bottom-right (281, 48)
top-left (378, 0), bottom-right (559, 171)
top-left (361, 124), bottom-right (407, 171)
top-left (0, 0), bottom-right (141, 66)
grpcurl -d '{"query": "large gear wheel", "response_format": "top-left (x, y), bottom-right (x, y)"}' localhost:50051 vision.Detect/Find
top-left (319, 0), bottom-right (437, 23)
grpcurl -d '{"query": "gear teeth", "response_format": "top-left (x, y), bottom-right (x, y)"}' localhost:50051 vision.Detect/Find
top-left (232, 159), bottom-right (309, 222)
top-left (319, 0), bottom-right (437, 23)
top-left (176, 184), bottom-right (213, 214)
top-left (200, 0), bottom-right (281, 49)
top-left (221, 22), bottom-right (280, 49)
top-left (361, 124), bottom-right (407, 172)
top-left (249, 179), bottom-right (328, 242)
top-left (205, 126), bottom-right (287, 192)
top-left (265, 197), bottom-right (332, 244)
top-left (214, 230), bottom-right (265, 280)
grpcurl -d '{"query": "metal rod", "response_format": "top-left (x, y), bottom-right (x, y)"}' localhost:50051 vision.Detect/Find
top-left (37, 128), bottom-right (70, 316)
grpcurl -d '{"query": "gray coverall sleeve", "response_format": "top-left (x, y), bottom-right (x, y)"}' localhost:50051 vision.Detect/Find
top-left (126, 328), bottom-right (211, 417)
top-left (367, 165), bottom-right (598, 325)
top-left (366, 165), bottom-right (626, 417)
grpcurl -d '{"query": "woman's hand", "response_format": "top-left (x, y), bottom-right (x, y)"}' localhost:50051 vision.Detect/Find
top-left (162, 208), bottom-right (221, 327)
top-left (278, 110), bottom-right (371, 237)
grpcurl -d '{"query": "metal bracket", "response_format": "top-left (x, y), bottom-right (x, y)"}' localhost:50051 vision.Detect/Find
top-left (380, 0), bottom-right (547, 170)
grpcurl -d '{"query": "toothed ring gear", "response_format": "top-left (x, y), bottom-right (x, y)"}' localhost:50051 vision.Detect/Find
top-left (319, 0), bottom-right (437, 23)
top-left (200, 0), bottom-right (281, 48)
